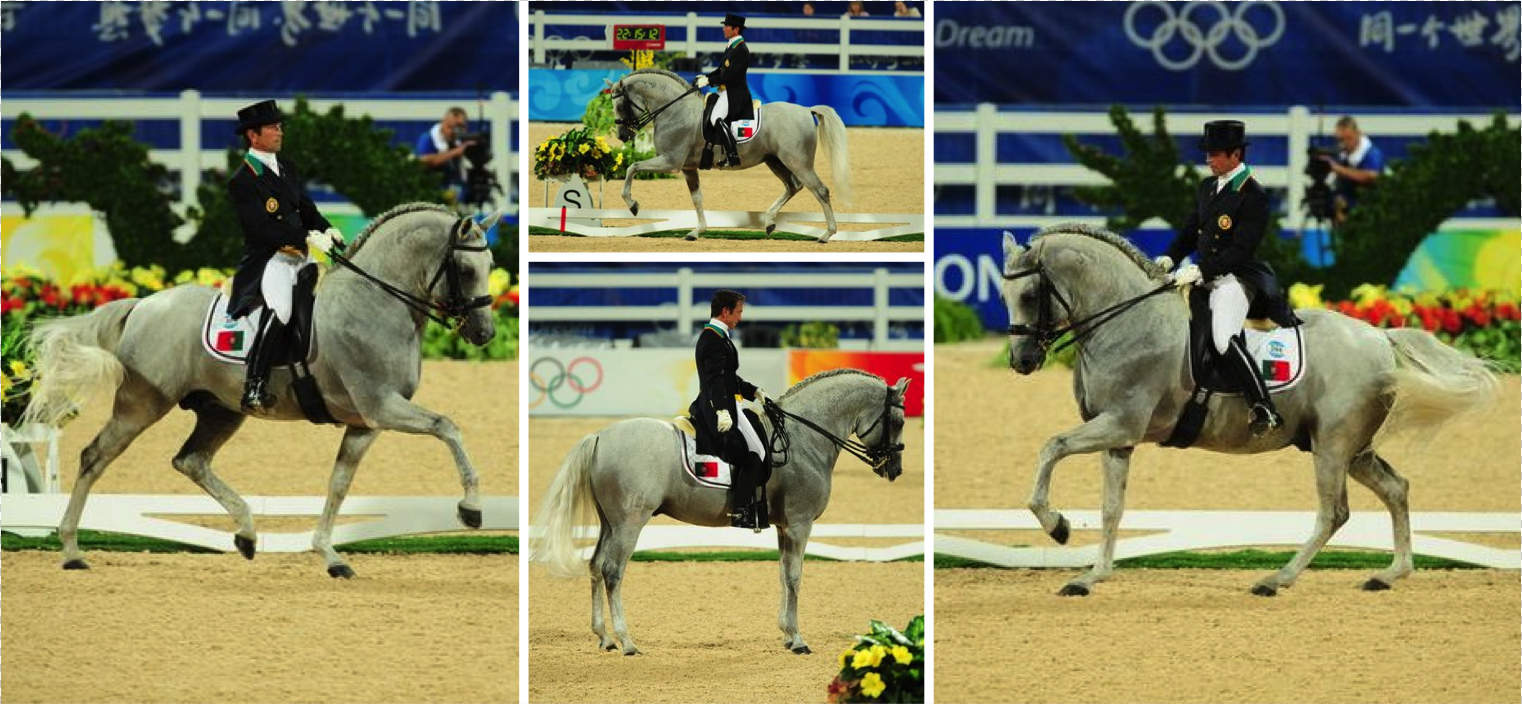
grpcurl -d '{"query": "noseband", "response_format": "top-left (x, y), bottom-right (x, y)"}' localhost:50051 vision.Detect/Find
top-left (328, 216), bottom-right (494, 328)
top-left (763, 385), bottom-right (905, 472)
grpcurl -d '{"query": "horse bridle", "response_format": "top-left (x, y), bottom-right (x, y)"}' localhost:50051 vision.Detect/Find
top-left (763, 385), bottom-right (906, 475)
top-left (1004, 263), bottom-right (1175, 356)
top-left (611, 81), bottom-right (699, 134)
top-left (327, 217), bottom-right (493, 328)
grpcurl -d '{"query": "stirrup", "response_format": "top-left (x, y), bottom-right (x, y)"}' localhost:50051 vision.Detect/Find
top-left (1248, 403), bottom-right (1283, 437)
top-left (241, 379), bottom-right (273, 412)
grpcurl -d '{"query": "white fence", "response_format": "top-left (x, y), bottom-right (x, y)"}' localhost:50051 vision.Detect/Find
top-left (529, 267), bottom-right (924, 347)
top-left (0, 494), bottom-right (519, 552)
top-left (522, 524), bottom-right (924, 562)
top-left (526, 207), bottom-right (923, 241)
top-left (936, 509), bottom-right (1521, 569)
top-left (530, 10), bottom-right (924, 70)
top-left (934, 104), bottom-right (1522, 231)
top-left (0, 89), bottom-right (519, 218)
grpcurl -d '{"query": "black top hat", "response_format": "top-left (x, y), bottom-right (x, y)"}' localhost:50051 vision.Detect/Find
top-left (235, 100), bottom-right (283, 135)
top-left (723, 13), bottom-right (745, 28)
top-left (1199, 120), bottom-right (1249, 152)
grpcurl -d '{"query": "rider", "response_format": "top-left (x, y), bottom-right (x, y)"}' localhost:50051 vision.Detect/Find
top-left (1154, 119), bottom-right (1296, 437)
top-left (226, 99), bottom-right (344, 412)
top-left (689, 289), bottom-right (771, 529)
top-left (694, 13), bottom-right (751, 168)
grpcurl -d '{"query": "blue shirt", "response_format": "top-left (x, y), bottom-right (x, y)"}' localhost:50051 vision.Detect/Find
top-left (416, 128), bottom-right (465, 188)
top-left (1335, 137), bottom-right (1384, 207)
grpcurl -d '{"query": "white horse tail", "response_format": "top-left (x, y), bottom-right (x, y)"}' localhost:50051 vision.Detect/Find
top-left (810, 105), bottom-right (853, 208)
top-left (1375, 327), bottom-right (1499, 446)
top-left (530, 433), bottom-right (600, 578)
top-left (21, 298), bottom-right (140, 428)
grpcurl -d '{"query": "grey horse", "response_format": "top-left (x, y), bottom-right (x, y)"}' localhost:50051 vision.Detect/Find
top-left (532, 369), bottom-right (910, 655)
top-left (607, 68), bottom-right (853, 242)
top-left (999, 224), bottom-right (1497, 597)
top-left (23, 203), bottom-right (499, 578)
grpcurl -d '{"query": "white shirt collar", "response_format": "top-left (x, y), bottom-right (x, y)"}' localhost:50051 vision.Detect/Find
top-left (707, 318), bottom-right (731, 336)
top-left (727, 35), bottom-right (743, 48)
top-left (1215, 162), bottom-right (1246, 193)
top-left (248, 148), bottom-right (280, 176)
top-left (1341, 134), bottom-right (1372, 166)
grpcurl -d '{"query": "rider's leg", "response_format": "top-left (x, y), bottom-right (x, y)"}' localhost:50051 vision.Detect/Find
top-left (702, 92), bottom-right (728, 170)
top-left (1210, 275), bottom-right (1281, 434)
top-left (243, 253), bottom-right (299, 411)
top-left (734, 410), bottom-right (769, 528)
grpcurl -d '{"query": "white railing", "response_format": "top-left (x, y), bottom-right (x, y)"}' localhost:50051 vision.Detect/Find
top-left (530, 267), bottom-right (923, 347)
top-left (530, 10), bottom-right (924, 71)
top-left (935, 509), bottom-right (1521, 569)
top-left (935, 104), bottom-right (1522, 231)
top-left (1, 89), bottom-right (519, 217)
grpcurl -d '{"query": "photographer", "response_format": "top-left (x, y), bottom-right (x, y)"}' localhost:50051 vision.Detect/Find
top-left (1317, 115), bottom-right (1385, 223)
top-left (415, 107), bottom-right (476, 201)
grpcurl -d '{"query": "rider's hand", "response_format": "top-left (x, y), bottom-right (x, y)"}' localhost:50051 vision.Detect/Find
top-left (1153, 255), bottom-right (1174, 272)
top-left (305, 230), bottom-right (333, 254)
top-left (716, 409), bottom-right (733, 432)
top-left (753, 388), bottom-right (768, 406)
top-left (1171, 264), bottom-right (1203, 287)
top-left (695, 75), bottom-right (710, 89)
top-left (324, 227), bottom-right (345, 246)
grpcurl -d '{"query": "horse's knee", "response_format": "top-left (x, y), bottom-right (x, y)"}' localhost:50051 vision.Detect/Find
top-left (171, 453), bottom-right (206, 480)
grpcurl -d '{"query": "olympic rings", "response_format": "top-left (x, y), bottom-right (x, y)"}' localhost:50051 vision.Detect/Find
top-left (1124, 1), bottom-right (1286, 72)
top-left (528, 356), bottom-right (605, 410)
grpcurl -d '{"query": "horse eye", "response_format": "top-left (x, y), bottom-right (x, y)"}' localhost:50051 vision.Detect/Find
top-left (1020, 290), bottom-right (1038, 302)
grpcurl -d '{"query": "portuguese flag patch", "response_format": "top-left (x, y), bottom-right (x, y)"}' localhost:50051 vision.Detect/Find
top-left (1260, 359), bottom-right (1291, 382)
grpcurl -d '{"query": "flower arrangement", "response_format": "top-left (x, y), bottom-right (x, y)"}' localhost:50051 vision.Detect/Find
top-left (828, 616), bottom-right (924, 703)
top-left (1292, 282), bottom-right (1521, 369)
top-left (532, 127), bottom-right (623, 182)
top-left (2, 322), bottom-right (36, 425)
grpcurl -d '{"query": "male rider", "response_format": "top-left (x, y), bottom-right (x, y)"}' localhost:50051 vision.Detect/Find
top-left (695, 13), bottom-right (752, 168)
top-left (1154, 120), bottom-right (1297, 437)
top-left (689, 290), bottom-right (771, 529)
top-left (226, 99), bottom-right (343, 412)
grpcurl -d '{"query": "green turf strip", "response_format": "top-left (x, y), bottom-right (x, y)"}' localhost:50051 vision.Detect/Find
top-left (629, 550), bottom-right (923, 563)
top-left (934, 549), bottom-right (1483, 570)
top-left (529, 225), bottom-right (922, 242)
top-left (2, 530), bottom-right (516, 555)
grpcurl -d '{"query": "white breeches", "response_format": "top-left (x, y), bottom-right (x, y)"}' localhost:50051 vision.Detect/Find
top-left (709, 90), bottom-right (728, 125)
top-left (735, 405), bottom-right (765, 461)
top-left (259, 250), bottom-right (311, 324)
top-left (1208, 273), bottom-right (1250, 354)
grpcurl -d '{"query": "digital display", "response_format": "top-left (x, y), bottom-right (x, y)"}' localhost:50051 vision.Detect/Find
top-left (612, 24), bottom-right (666, 51)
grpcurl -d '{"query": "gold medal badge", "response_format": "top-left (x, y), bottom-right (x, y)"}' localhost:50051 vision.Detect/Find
top-left (265, 197), bottom-right (279, 213)
top-left (1217, 214), bottom-right (1232, 230)
top-left (724, 59), bottom-right (730, 66)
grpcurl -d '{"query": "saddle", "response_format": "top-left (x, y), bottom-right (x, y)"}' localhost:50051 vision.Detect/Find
top-left (673, 405), bottom-right (773, 489)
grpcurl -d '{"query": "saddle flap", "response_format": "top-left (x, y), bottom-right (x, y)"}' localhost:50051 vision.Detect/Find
top-left (201, 263), bottom-right (319, 365)
top-left (1184, 290), bottom-right (1307, 396)
top-left (675, 425), bottom-right (733, 489)
top-left (731, 108), bottom-right (759, 143)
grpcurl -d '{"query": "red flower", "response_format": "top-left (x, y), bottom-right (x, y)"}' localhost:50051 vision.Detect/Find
top-left (1463, 303), bottom-right (1491, 327)
top-left (1496, 303), bottom-right (1520, 321)
top-left (1442, 309), bottom-right (1463, 334)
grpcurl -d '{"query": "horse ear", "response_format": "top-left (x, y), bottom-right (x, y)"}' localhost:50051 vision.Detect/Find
top-left (1001, 231), bottom-right (1024, 270)
top-left (480, 211), bottom-right (505, 231)
top-left (603, 78), bottom-right (616, 89)
top-left (893, 377), bottom-right (911, 396)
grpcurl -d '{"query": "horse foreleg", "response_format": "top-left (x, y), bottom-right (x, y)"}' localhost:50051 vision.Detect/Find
top-left (1252, 444), bottom-right (1352, 596)
top-left (622, 154), bottom-right (680, 217)
top-left (312, 426), bottom-right (379, 578)
top-left (172, 404), bottom-right (255, 559)
top-left (776, 522), bottom-right (813, 653)
top-left (365, 395), bottom-right (482, 528)
top-left (1058, 447), bottom-right (1132, 597)
top-left (596, 517), bottom-right (648, 655)
top-left (59, 390), bottom-right (168, 569)
top-left (682, 168), bottom-right (707, 241)
top-left (761, 156), bottom-right (801, 236)
top-left (1027, 413), bottom-right (1137, 550)
top-left (1347, 452), bottom-right (1413, 590)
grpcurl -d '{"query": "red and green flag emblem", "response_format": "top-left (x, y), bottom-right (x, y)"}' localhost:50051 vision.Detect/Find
top-left (1260, 359), bottom-right (1291, 382)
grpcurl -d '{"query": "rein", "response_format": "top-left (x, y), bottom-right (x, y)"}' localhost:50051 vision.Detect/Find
top-left (326, 217), bottom-right (493, 328)
top-left (762, 386), bottom-right (904, 470)
top-left (614, 83), bottom-right (699, 133)
top-left (1004, 265), bottom-right (1175, 355)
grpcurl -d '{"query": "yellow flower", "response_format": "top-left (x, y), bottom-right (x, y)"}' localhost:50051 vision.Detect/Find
top-left (488, 268), bottom-right (511, 297)
top-left (1350, 283), bottom-right (1386, 306)
top-left (197, 268), bottom-right (226, 287)
top-left (2, 372), bottom-right (12, 400)
top-left (860, 672), bottom-right (886, 698)
top-left (595, 136), bottom-right (609, 150)
top-left (578, 142), bottom-right (590, 155)
top-left (838, 648), bottom-right (854, 669)
top-left (1287, 282), bottom-right (1323, 311)
top-left (851, 648), bottom-right (876, 669)
top-left (889, 645), bottom-right (912, 665)
top-left (614, 152), bottom-right (624, 168)
top-left (9, 360), bottom-right (28, 378)
top-left (174, 269), bottom-right (195, 284)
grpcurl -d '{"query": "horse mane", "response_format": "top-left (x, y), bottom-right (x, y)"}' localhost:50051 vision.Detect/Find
top-left (622, 68), bottom-right (690, 90)
top-left (346, 202), bottom-right (455, 256)
top-left (1031, 222), bottom-right (1165, 278)
top-left (779, 368), bottom-right (886, 404)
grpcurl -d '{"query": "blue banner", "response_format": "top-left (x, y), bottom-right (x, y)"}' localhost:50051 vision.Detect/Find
top-left (529, 69), bottom-right (923, 126)
top-left (934, 1), bottom-right (1520, 107)
top-left (0, 1), bottom-right (518, 92)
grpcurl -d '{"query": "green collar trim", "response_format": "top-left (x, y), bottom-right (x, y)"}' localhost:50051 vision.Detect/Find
top-left (1226, 164), bottom-right (1253, 192)
top-left (728, 36), bottom-right (744, 47)
top-left (242, 152), bottom-right (265, 177)
top-left (704, 323), bottom-right (729, 338)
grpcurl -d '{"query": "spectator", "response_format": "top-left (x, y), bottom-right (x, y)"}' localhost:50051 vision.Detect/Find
top-left (848, 1), bottom-right (870, 17)
top-left (415, 106), bottom-right (476, 201)
top-left (1318, 115), bottom-right (1384, 222)
top-left (801, 2), bottom-right (814, 16)
top-left (893, 1), bottom-right (920, 17)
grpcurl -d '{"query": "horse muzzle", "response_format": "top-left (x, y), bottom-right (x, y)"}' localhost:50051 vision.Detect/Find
top-left (1009, 341), bottom-right (1045, 375)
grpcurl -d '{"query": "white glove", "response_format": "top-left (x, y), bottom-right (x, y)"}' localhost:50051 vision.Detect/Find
top-left (754, 388), bottom-right (768, 406)
top-left (1153, 255), bottom-right (1174, 272)
top-left (323, 227), bottom-right (345, 246)
top-left (716, 409), bottom-right (733, 432)
top-left (695, 75), bottom-right (710, 89)
top-left (1171, 264), bottom-right (1202, 287)
top-left (305, 230), bottom-right (333, 254)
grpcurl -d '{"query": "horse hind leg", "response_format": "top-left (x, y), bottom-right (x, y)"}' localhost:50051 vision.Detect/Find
top-left (172, 403), bottom-right (255, 559)
top-left (597, 515), bottom-right (650, 655)
top-left (681, 168), bottom-right (707, 241)
top-left (589, 511), bottom-right (618, 651)
top-left (761, 156), bottom-right (802, 236)
top-left (59, 386), bottom-right (171, 569)
top-left (789, 167), bottom-right (837, 243)
top-left (1252, 445), bottom-right (1352, 596)
top-left (1348, 451), bottom-right (1413, 590)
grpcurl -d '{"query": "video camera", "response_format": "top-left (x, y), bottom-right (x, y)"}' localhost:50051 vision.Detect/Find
top-left (456, 130), bottom-right (500, 209)
top-left (1301, 145), bottom-right (1337, 222)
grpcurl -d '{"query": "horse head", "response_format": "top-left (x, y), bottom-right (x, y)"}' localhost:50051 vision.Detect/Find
top-left (860, 377), bottom-right (912, 481)
top-left (1000, 231), bottom-right (1049, 374)
top-left (447, 213), bottom-right (500, 346)
top-left (606, 77), bottom-right (637, 142)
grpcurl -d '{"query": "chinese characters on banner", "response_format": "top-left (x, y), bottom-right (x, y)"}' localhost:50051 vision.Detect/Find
top-left (5, 1), bottom-right (446, 48)
top-left (1359, 5), bottom-right (1520, 61)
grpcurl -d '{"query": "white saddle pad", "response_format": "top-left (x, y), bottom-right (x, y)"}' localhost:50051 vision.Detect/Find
top-left (201, 293), bottom-right (257, 364)
top-left (674, 426), bottom-right (733, 489)
top-left (1244, 325), bottom-right (1306, 394)
top-left (731, 107), bottom-right (760, 144)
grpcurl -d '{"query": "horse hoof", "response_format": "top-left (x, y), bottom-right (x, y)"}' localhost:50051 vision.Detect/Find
top-left (630, 203), bottom-right (640, 217)
top-left (328, 564), bottom-right (356, 579)
top-left (1250, 583), bottom-right (1278, 597)
top-left (234, 534), bottom-right (256, 560)
top-left (684, 233), bottom-right (698, 241)
top-left (602, 643), bottom-right (618, 652)
top-left (1361, 578), bottom-right (1392, 591)
top-left (1056, 583), bottom-right (1089, 597)
top-left (1049, 515), bottom-right (1070, 545)
top-left (62, 558), bottom-right (90, 571)
top-left (791, 645), bottom-right (812, 655)
top-left (458, 505), bottom-right (482, 529)
top-left (765, 224), bottom-right (776, 235)
top-left (623, 649), bottom-right (641, 657)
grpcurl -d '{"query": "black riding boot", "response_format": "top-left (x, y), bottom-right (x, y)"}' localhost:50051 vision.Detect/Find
top-left (727, 454), bottom-right (757, 529)
top-left (719, 121), bottom-right (742, 167)
top-left (1224, 334), bottom-right (1283, 436)
top-left (241, 309), bottom-right (286, 412)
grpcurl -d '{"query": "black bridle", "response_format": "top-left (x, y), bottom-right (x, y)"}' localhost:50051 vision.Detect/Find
top-left (327, 217), bottom-right (494, 328)
top-left (1004, 264), bottom-right (1174, 356)
top-left (763, 385), bottom-right (905, 475)
top-left (611, 83), bottom-right (699, 134)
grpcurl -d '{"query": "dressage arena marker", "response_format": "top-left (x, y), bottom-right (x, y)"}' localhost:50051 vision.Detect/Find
top-left (526, 207), bottom-right (923, 241)
top-left (935, 509), bottom-right (1521, 569)
top-left (524, 523), bottom-right (925, 562)
top-left (0, 495), bottom-right (519, 552)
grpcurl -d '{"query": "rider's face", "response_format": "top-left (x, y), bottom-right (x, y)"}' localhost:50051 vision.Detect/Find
top-left (719, 301), bottom-right (744, 328)
top-left (1205, 148), bottom-right (1241, 177)
top-left (722, 24), bottom-right (738, 39)
top-left (248, 123), bottom-right (282, 153)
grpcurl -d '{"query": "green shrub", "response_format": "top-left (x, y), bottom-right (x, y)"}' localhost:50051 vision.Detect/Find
top-left (782, 321), bottom-right (839, 348)
top-left (933, 295), bottom-right (985, 343)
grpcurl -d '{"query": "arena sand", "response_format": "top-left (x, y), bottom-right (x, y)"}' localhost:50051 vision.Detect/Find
top-left (934, 340), bottom-right (1521, 703)
top-left (526, 122), bottom-right (923, 253)
top-left (2, 361), bottom-right (518, 703)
